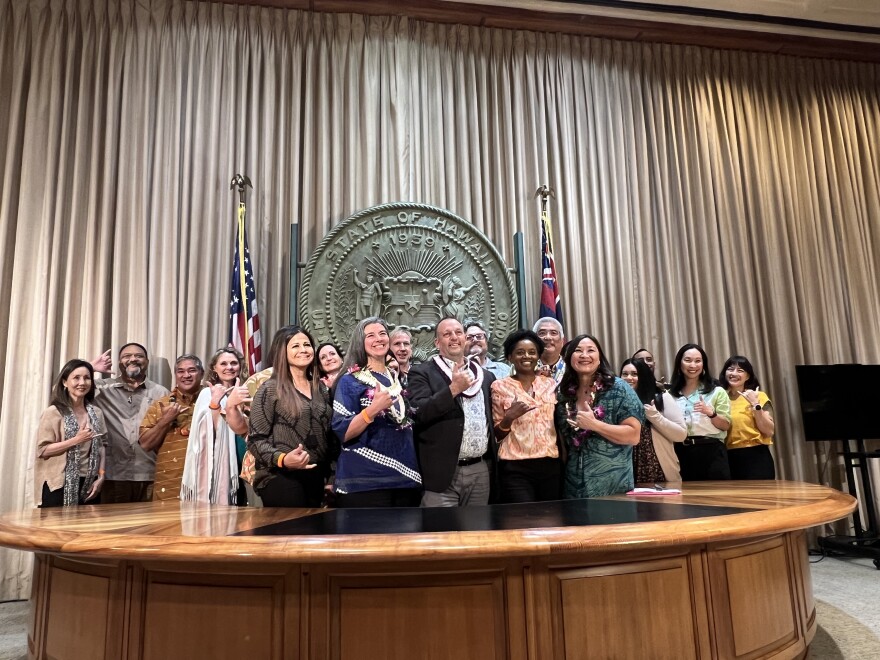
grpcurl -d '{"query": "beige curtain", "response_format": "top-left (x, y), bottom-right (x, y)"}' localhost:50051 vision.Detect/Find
top-left (1, 0), bottom-right (878, 600)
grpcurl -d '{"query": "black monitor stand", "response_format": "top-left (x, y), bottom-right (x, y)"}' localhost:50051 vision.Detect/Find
top-left (818, 438), bottom-right (880, 569)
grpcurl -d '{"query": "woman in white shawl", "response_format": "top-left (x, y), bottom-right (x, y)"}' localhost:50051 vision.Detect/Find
top-left (182, 347), bottom-right (250, 505)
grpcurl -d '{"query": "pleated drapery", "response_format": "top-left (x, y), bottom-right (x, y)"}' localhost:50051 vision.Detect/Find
top-left (1, 0), bottom-right (878, 599)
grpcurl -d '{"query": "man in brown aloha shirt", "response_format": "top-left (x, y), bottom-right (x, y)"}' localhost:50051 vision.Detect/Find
top-left (138, 354), bottom-right (204, 501)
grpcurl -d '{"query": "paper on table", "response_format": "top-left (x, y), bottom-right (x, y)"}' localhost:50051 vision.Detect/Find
top-left (626, 487), bottom-right (682, 495)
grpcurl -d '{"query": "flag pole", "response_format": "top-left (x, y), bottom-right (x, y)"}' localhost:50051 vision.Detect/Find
top-left (230, 173), bottom-right (253, 370)
top-left (535, 184), bottom-right (553, 219)
top-left (534, 184), bottom-right (564, 328)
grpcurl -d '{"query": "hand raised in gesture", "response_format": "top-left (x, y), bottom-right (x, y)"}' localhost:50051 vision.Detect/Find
top-left (449, 361), bottom-right (475, 397)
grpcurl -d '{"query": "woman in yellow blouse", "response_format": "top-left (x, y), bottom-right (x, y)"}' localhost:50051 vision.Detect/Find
top-left (491, 329), bottom-right (561, 502)
top-left (719, 355), bottom-right (776, 480)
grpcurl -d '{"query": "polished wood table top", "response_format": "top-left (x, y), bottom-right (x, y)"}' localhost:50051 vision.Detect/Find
top-left (0, 481), bottom-right (855, 563)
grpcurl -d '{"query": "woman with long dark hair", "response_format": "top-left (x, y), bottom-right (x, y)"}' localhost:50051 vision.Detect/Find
top-left (247, 326), bottom-right (338, 507)
top-left (669, 343), bottom-right (731, 480)
top-left (554, 335), bottom-right (643, 497)
top-left (34, 359), bottom-right (107, 507)
top-left (491, 329), bottom-right (562, 502)
top-left (719, 355), bottom-right (776, 480)
top-left (620, 358), bottom-right (687, 483)
top-left (331, 317), bottom-right (422, 507)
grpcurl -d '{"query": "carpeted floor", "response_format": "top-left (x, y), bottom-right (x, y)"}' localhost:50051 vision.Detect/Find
top-left (0, 556), bottom-right (876, 659)
top-left (809, 555), bottom-right (880, 659)
top-left (0, 600), bottom-right (26, 660)
top-left (811, 600), bottom-right (879, 659)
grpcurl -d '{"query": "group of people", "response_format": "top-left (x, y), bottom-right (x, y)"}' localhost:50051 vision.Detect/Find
top-left (33, 316), bottom-right (776, 509)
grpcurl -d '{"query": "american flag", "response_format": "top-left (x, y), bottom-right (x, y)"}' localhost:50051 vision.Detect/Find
top-left (229, 205), bottom-right (262, 375)
top-left (539, 210), bottom-right (564, 326)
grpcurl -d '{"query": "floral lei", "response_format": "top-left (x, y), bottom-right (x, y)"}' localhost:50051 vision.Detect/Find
top-left (565, 380), bottom-right (606, 448)
top-left (348, 365), bottom-right (413, 429)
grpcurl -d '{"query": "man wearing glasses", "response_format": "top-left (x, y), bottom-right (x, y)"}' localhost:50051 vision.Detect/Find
top-left (464, 321), bottom-right (509, 379)
top-left (95, 343), bottom-right (169, 503)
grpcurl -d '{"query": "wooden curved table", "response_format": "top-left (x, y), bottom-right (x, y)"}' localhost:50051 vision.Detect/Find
top-left (0, 481), bottom-right (854, 660)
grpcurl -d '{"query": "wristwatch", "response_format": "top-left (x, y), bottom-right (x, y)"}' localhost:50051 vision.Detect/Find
top-left (708, 410), bottom-right (717, 418)
top-left (754, 404), bottom-right (762, 411)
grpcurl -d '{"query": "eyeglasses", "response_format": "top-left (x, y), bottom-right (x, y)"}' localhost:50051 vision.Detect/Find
top-left (466, 333), bottom-right (486, 341)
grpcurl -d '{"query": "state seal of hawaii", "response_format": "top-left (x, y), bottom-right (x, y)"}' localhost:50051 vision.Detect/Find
top-left (299, 203), bottom-right (519, 361)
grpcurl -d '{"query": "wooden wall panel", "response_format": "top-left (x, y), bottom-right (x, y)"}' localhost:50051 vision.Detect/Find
top-left (338, 582), bottom-right (499, 659)
top-left (142, 583), bottom-right (273, 659)
top-left (308, 562), bottom-right (525, 660)
top-left (137, 566), bottom-right (294, 660)
top-left (43, 565), bottom-right (112, 660)
top-left (707, 536), bottom-right (802, 660)
top-left (546, 556), bottom-right (704, 660)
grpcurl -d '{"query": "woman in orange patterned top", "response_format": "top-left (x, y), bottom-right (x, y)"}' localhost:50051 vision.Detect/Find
top-left (490, 329), bottom-right (562, 502)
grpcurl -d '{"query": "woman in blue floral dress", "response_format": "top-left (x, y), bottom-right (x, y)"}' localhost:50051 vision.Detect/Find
top-left (554, 334), bottom-right (644, 498)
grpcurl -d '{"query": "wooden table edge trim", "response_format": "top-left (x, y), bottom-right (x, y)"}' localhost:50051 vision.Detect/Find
top-left (0, 487), bottom-right (856, 563)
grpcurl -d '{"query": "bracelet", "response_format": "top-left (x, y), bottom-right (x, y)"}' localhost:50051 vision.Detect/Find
top-left (98, 469), bottom-right (105, 476)
top-left (497, 423), bottom-right (511, 433)
top-left (208, 402), bottom-right (221, 410)
top-left (361, 409), bottom-right (373, 424)
top-left (276, 453), bottom-right (286, 468)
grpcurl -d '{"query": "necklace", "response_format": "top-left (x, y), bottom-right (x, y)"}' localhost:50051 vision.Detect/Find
top-left (352, 367), bottom-right (407, 424)
top-left (292, 378), bottom-right (312, 399)
top-left (578, 379), bottom-right (599, 401)
top-left (514, 376), bottom-right (536, 398)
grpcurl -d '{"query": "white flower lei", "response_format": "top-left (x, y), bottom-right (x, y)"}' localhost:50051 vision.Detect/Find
top-left (351, 367), bottom-right (408, 425)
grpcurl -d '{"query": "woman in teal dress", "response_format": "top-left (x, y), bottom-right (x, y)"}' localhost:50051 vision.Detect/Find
top-left (554, 334), bottom-right (644, 497)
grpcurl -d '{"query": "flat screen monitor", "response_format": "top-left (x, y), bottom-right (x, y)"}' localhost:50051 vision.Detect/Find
top-left (795, 364), bottom-right (880, 441)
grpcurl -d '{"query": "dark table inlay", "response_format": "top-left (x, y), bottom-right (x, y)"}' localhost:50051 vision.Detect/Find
top-left (236, 499), bottom-right (755, 536)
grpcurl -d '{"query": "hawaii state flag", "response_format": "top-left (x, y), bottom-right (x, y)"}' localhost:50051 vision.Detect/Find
top-left (539, 210), bottom-right (564, 326)
top-left (228, 204), bottom-right (262, 375)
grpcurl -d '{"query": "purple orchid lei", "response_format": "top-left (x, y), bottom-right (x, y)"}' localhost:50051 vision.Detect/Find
top-left (566, 380), bottom-right (606, 448)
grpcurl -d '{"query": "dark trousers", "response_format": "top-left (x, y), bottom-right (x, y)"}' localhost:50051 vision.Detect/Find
top-left (40, 478), bottom-right (101, 508)
top-left (234, 479), bottom-right (248, 507)
top-left (258, 469), bottom-right (326, 508)
top-left (101, 480), bottom-right (153, 503)
top-left (728, 444), bottom-right (776, 480)
top-left (335, 488), bottom-right (422, 508)
top-left (497, 457), bottom-right (563, 503)
top-left (675, 441), bottom-right (731, 481)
